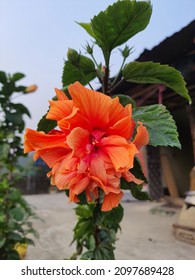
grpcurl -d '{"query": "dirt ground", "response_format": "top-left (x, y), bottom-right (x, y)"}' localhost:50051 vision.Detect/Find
top-left (24, 193), bottom-right (195, 260)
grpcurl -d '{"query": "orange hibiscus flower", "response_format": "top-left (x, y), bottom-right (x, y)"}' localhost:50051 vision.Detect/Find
top-left (24, 82), bottom-right (149, 211)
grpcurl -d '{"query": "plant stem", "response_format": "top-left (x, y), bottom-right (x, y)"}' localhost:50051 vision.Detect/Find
top-left (110, 57), bottom-right (126, 88)
top-left (94, 225), bottom-right (100, 247)
top-left (103, 66), bottom-right (109, 95)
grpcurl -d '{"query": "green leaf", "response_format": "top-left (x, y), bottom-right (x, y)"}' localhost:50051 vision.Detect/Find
top-left (112, 94), bottom-right (136, 108)
top-left (37, 113), bottom-right (57, 133)
top-left (130, 184), bottom-right (151, 200)
top-left (78, 0), bottom-right (152, 62)
top-left (11, 73), bottom-right (25, 82)
top-left (2, 82), bottom-right (15, 96)
top-left (94, 244), bottom-right (115, 260)
top-left (80, 250), bottom-right (94, 260)
top-left (123, 61), bottom-right (191, 104)
top-left (121, 177), bottom-right (150, 201)
top-left (73, 218), bottom-right (94, 242)
top-left (7, 232), bottom-right (23, 242)
top-left (130, 157), bottom-right (148, 185)
top-left (0, 71), bottom-right (7, 84)
top-left (75, 204), bottom-right (93, 219)
top-left (102, 204), bottom-right (124, 228)
top-left (9, 188), bottom-right (21, 201)
top-left (11, 103), bottom-right (31, 118)
top-left (7, 250), bottom-right (20, 260)
top-left (6, 111), bottom-right (23, 125)
top-left (10, 208), bottom-right (25, 221)
top-left (133, 104), bottom-right (181, 148)
top-left (120, 157), bottom-right (147, 191)
top-left (62, 55), bottom-right (96, 87)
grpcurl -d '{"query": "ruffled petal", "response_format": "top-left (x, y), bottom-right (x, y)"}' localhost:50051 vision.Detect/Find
top-left (46, 100), bottom-right (78, 121)
top-left (100, 135), bottom-right (138, 171)
top-left (133, 122), bottom-right (149, 150)
top-left (106, 116), bottom-right (135, 139)
top-left (24, 128), bottom-right (67, 153)
top-left (66, 127), bottom-right (89, 158)
top-left (68, 82), bottom-right (111, 130)
top-left (54, 88), bottom-right (69, 101)
top-left (101, 191), bottom-right (124, 212)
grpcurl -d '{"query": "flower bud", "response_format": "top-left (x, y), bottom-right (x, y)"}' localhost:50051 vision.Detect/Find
top-left (24, 84), bottom-right (38, 93)
top-left (85, 43), bottom-right (93, 55)
top-left (67, 48), bottom-right (80, 64)
top-left (119, 45), bottom-right (133, 58)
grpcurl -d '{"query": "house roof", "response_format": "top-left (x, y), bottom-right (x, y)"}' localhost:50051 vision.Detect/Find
top-left (112, 20), bottom-right (195, 110)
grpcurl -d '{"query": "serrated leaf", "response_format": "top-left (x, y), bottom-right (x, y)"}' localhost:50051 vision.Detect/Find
top-left (62, 55), bottom-right (96, 87)
top-left (123, 61), bottom-right (191, 103)
top-left (133, 104), bottom-right (181, 148)
top-left (11, 73), bottom-right (25, 82)
top-left (78, 0), bottom-right (152, 62)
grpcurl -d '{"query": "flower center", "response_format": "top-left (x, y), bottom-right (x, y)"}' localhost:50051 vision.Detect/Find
top-left (86, 134), bottom-right (99, 154)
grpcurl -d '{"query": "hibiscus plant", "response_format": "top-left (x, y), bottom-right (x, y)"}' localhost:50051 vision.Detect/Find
top-left (24, 0), bottom-right (191, 259)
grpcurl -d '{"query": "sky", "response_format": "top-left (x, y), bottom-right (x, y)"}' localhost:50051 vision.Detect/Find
top-left (1, 0), bottom-right (195, 131)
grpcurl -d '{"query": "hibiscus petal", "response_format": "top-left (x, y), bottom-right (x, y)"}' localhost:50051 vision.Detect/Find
top-left (73, 176), bottom-right (91, 195)
top-left (133, 122), bottom-right (149, 150)
top-left (54, 88), bottom-right (69, 101)
top-left (122, 170), bottom-right (144, 185)
top-left (89, 153), bottom-right (107, 185)
top-left (66, 127), bottom-right (89, 158)
top-left (24, 129), bottom-right (67, 153)
top-left (101, 191), bottom-right (124, 211)
top-left (100, 135), bottom-right (138, 171)
top-left (46, 100), bottom-right (78, 121)
top-left (58, 112), bottom-right (91, 132)
top-left (68, 82), bottom-right (111, 130)
top-left (35, 145), bottom-right (70, 167)
top-left (106, 116), bottom-right (135, 139)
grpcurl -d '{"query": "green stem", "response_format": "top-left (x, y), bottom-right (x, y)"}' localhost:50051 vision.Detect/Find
top-left (110, 57), bottom-right (126, 88)
top-left (103, 66), bottom-right (109, 95)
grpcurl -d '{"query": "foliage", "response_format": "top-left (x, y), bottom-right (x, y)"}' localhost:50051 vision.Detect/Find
top-left (132, 104), bottom-right (181, 148)
top-left (123, 61), bottom-right (191, 103)
top-left (0, 71), bottom-right (38, 259)
top-left (0, 180), bottom-right (38, 259)
top-left (34, 0), bottom-right (190, 260)
top-left (70, 201), bottom-right (123, 260)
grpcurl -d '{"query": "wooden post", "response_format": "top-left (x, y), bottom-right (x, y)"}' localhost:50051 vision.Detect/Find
top-left (187, 105), bottom-right (195, 191)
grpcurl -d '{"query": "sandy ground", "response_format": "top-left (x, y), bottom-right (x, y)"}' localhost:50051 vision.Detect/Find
top-left (24, 193), bottom-right (195, 260)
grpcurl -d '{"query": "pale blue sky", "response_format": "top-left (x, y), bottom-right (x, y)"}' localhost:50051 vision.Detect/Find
top-left (1, 0), bottom-right (195, 130)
